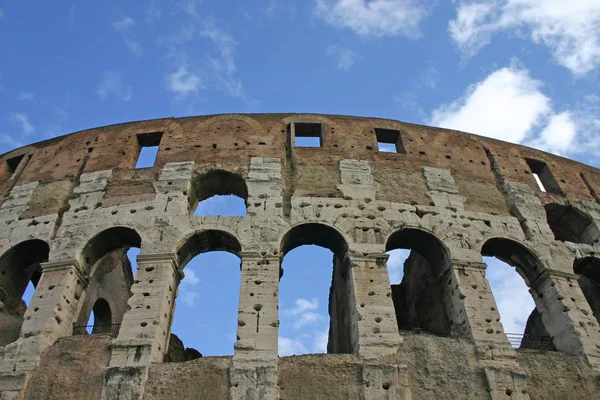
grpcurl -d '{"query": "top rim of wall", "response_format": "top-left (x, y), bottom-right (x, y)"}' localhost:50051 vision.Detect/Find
top-left (0, 112), bottom-right (594, 169)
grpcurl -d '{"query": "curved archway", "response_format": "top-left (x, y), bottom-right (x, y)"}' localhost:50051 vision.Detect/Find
top-left (75, 227), bottom-right (141, 338)
top-left (87, 298), bottom-right (113, 334)
top-left (574, 256), bottom-right (600, 325)
top-left (168, 230), bottom-right (242, 360)
top-left (279, 223), bottom-right (354, 355)
top-left (481, 238), bottom-right (554, 350)
top-left (0, 239), bottom-right (49, 345)
top-left (545, 203), bottom-right (599, 245)
top-left (191, 169), bottom-right (248, 217)
top-left (81, 226), bottom-right (142, 272)
top-left (385, 228), bottom-right (452, 336)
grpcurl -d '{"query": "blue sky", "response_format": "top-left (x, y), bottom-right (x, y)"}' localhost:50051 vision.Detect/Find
top-left (5, 1), bottom-right (600, 355)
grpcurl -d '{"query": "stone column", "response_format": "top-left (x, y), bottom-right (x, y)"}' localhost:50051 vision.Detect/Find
top-left (444, 261), bottom-right (530, 400)
top-left (0, 260), bottom-right (87, 398)
top-left (351, 253), bottom-right (412, 399)
top-left (231, 252), bottom-right (279, 400)
top-left (102, 253), bottom-right (181, 400)
top-left (532, 269), bottom-right (600, 371)
top-left (350, 253), bottom-right (402, 359)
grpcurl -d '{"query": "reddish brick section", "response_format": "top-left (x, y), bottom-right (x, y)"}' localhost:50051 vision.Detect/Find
top-left (0, 113), bottom-right (598, 218)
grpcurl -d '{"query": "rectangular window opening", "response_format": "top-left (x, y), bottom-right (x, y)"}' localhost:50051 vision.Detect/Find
top-left (6, 154), bottom-right (25, 174)
top-left (525, 158), bottom-right (562, 195)
top-left (135, 131), bottom-right (163, 169)
top-left (292, 123), bottom-right (322, 148)
top-left (375, 128), bottom-right (406, 154)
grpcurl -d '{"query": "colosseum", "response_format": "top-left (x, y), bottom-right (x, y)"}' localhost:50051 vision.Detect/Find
top-left (0, 113), bottom-right (599, 399)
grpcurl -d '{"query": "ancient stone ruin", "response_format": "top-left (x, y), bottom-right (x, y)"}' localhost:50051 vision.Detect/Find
top-left (0, 113), bottom-right (599, 399)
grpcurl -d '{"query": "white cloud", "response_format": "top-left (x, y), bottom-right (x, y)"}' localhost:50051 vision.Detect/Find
top-left (9, 113), bottom-right (34, 134)
top-left (167, 62), bottom-right (202, 97)
top-left (279, 336), bottom-right (307, 356)
top-left (386, 249), bottom-right (409, 284)
top-left (325, 45), bottom-right (361, 71)
top-left (449, 0), bottom-right (600, 76)
top-left (430, 63), bottom-right (599, 160)
top-left (293, 312), bottom-right (324, 329)
top-left (18, 92), bottom-right (34, 101)
top-left (315, 0), bottom-right (432, 38)
top-left (312, 329), bottom-right (329, 353)
top-left (182, 269), bottom-right (199, 286)
top-left (96, 71), bottom-right (133, 101)
top-left (111, 15), bottom-right (143, 57)
top-left (284, 298), bottom-right (319, 317)
top-left (526, 111), bottom-right (577, 156)
top-left (180, 291), bottom-right (198, 307)
top-left (431, 63), bottom-right (553, 144)
top-left (484, 257), bottom-right (534, 335)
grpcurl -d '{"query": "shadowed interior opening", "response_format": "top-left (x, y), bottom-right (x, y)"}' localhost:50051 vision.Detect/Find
top-left (385, 229), bottom-right (452, 336)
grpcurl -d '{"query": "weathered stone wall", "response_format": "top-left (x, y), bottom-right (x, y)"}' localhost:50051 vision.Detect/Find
top-left (0, 113), bottom-right (598, 399)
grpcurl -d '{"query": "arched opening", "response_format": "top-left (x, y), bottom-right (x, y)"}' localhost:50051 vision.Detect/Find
top-left (481, 238), bottom-right (555, 350)
top-left (73, 227), bottom-right (141, 337)
top-left (87, 298), bottom-right (112, 334)
top-left (545, 203), bottom-right (599, 246)
top-left (0, 240), bottom-right (48, 345)
top-left (385, 229), bottom-right (452, 336)
top-left (167, 230), bottom-right (241, 361)
top-left (279, 223), bottom-right (354, 355)
top-left (192, 169), bottom-right (248, 217)
top-left (574, 257), bottom-right (600, 325)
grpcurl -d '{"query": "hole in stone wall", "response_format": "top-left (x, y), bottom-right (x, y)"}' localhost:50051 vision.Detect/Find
top-left (574, 257), bottom-right (600, 326)
top-left (168, 231), bottom-right (241, 361)
top-left (482, 239), bottom-right (556, 351)
top-left (6, 154), bottom-right (25, 174)
top-left (191, 170), bottom-right (248, 217)
top-left (0, 239), bottom-right (47, 346)
top-left (279, 223), bottom-right (353, 356)
top-left (279, 245), bottom-right (332, 356)
top-left (85, 298), bottom-right (112, 333)
top-left (375, 128), bottom-right (406, 154)
top-left (134, 131), bottom-right (163, 168)
top-left (290, 123), bottom-right (322, 148)
top-left (545, 203), bottom-right (599, 246)
top-left (386, 229), bottom-right (452, 336)
top-left (525, 158), bottom-right (562, 195)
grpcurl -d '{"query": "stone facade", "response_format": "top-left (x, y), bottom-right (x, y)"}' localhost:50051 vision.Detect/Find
top-left (0, 113), bottom-right (598, 399)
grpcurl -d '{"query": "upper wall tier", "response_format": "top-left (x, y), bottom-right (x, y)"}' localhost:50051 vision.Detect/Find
top-left (1, 113), bottom-right (599, 218)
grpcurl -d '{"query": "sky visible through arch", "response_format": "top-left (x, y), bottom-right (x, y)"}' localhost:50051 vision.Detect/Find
top-left (5, 0), bottom-right (599, 355)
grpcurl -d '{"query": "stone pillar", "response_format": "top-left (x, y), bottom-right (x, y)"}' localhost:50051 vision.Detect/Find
top-left (102, 253), bottom-right (181, 400)
top-left (444, 261), bottom-right (530, 400)
top-left (351, 253), bottom-right (402, 359)
top-left (0, 260), bottom-right (87, 398)
top-left (231, 252), bottom-right (279, 400)
top-left (532, 270), bottom-right (600, 370)
top-left (444, 262), bottom-right (514, 353)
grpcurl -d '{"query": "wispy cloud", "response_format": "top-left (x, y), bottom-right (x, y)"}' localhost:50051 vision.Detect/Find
top-left (325, 45), bottom-right (361, 71)
top-left (315, 0), bottom-right (433, 38)
top-left (145, 3), bottom-right (161, 25)
top-left (182, 269), bottom-right (200, 286)
top-left (0, 8), bottom-right (5, 20)
top-left (111, 15), bottom-right (143, 57)
top-left (96, 71), bottom-right (133, 101)
top-left (167, 60), bottom-right (203, 98)
top-left (18, 92), bottom-right (34, 101)
top-left (279, 336), bottom-right (308, 356)
top-left (449, 0), bottom-right (600, 76)
top-left (180, 291), bottom-right (198, 307)
top-left (9, 113), bottom-right (35, 134)
top-left (387, 249), bottom-right (409, 284)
